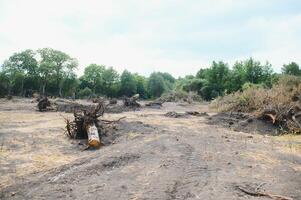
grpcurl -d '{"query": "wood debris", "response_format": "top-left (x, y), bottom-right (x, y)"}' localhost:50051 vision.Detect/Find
top-left (65, 102), bottom-right (124, 149)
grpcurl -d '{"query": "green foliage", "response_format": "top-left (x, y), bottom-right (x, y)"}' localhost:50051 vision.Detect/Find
top-left (134, 73), bottom-right (148, 99)
top-left (37, 48), bottom-right (78, 96)
top-left (147, 72), bottom-right (166, 98)
top-left (241, 82), bottom-right (263, 91)
top-left (120, 70), bottom-right (137, 97)
top-left (102, 67), bottom-right (119, 97)
top-left (0, 71), bottom-right (9, 96)
top-left (0, 48), bottom-right (298, 102)
top-left (175, 58), bottom-right (276, 101)
top-left (81, 64), bottom-right (105, 94)
top-left (282, 62), bottom-right (301, 76)
top-left (78, 87), bottom-right (93, 98)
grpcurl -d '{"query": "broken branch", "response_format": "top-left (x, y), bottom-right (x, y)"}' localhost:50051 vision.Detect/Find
top-left (236, 185), bottom-right (293, 200)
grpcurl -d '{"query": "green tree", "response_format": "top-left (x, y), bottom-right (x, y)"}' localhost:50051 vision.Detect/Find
top-left (102, 67), bottom-right (119, 97)
top-left (78, 87), bottom-right (93, 98)
top-left (176, 75), bottom-right (204, 93)
top-left (202, 61), bottom-right (230, 99)
top-left (282, 62), bottom-right (301, 76)
top-left (1, 49), bottom-right (39, 95)
top-left (134, 73), bottom-right (148, 98)
top-left (147, 72), bottom-right (166, 98)
top-left (38, 58), bottom-right (55, 95)
top-left (196, 68), bottom-right (209, 79)
top-left (1, 60), bottom-right (23, 95)
top-left (81, 64), bottom-right (105, 94)
top-left (37, 48), bottom-right (77, 96)
top-left (120, 70), bottom-right (137, 97)
top-left (0, 70), bottom-right (9, 96)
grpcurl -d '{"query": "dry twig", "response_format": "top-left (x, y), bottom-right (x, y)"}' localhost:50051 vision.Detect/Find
top-left (236, 185), bottom-right (293, 200)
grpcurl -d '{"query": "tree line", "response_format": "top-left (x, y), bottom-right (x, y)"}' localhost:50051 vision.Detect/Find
top-left (0, 48), bottom-right (300, 100)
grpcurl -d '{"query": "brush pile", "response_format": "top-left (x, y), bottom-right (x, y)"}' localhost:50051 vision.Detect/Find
top-left (212, 75), bottom-right (301, 133)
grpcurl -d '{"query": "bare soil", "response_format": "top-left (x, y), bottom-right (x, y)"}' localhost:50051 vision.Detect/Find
top-left (0, 98), bottom-right (300, 199)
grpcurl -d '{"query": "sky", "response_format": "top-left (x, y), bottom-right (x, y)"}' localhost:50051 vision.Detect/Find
top-left (0, 0), bottom-right (301, 77)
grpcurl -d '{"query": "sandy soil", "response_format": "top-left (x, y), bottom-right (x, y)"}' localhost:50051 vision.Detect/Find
top-left (0, 98), bottom-right (300, 199)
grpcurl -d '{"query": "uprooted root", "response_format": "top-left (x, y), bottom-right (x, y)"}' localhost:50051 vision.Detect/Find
top-left (123, 94), bottom-right (141, 108)
top-left (64, 101), bottom-right (125, 148)
top-left (37, 97), bottom-right (53, 112)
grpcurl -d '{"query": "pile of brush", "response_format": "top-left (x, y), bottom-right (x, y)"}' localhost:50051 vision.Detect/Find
top-left (212, 75), bottom-right (301, 134)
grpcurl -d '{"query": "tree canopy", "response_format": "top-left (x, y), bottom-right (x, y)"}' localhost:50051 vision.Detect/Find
top-left (0, 49), bottom-right (298, 101)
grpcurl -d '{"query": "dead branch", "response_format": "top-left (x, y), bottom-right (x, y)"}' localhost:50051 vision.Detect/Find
top-left (236, 185), bottom-right (293, 200)
top-left (100, 116), bottom-right (126, 124)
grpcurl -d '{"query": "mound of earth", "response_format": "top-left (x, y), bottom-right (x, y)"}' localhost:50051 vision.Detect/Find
top-left (207, 112), bottom-right (279, 135)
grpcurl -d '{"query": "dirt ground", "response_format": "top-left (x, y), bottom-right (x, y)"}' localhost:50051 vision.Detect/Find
top-left (0, 98), bottom-right (301, 199)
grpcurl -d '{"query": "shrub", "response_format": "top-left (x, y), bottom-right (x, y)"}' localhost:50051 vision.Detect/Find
top-left (158, 90), bottom-right (202, 103)
top-left (78, 87), bottom-right (93, 98)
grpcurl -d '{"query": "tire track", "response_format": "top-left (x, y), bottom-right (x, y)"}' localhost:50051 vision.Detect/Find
top-left (167, 142), bottom-right (211, 200)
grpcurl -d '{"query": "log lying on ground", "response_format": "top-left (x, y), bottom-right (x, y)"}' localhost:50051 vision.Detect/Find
top-left (145, 101), bottom-right (163, 108)
top-left (164, 111), bottom-right (186, 118)
top-left (65, 102), bottom-right (124, 149)
top-left (123, 94), bottom-right (141, 107)
top-left (185, 111), bottom-right (209, 116)
top-left (165, 111), bottom-right (209, 118)
top-left (86, 123), bottom-right (101, 148)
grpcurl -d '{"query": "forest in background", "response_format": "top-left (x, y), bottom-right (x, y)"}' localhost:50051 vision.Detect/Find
top-left (0, 48), bottom-right (300, 100)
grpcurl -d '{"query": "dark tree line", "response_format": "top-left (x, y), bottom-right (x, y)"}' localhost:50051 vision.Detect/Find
top-left (0, 48), bottom-right (300, 100)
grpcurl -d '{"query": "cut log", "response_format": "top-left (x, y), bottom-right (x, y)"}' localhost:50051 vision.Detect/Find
top-left (86, 123), bottom-right (101, 148)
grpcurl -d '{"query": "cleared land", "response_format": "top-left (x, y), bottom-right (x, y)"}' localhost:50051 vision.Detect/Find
top-left (0, 98), bottom-right (300, 199)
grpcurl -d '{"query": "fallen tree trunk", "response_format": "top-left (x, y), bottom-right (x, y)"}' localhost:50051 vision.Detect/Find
top-left (86, 123), bottom-right (101, 148)
top-left (145, 101), bottom-right (163, 108)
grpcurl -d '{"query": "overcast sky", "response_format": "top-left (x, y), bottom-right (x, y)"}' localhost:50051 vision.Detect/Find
top-left (0, 0), bottom-right (301, 77)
